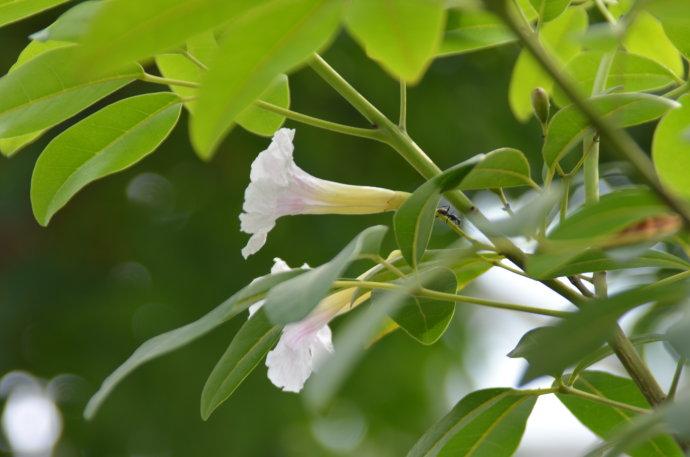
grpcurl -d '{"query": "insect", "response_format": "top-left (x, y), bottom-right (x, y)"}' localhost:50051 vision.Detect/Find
top-left (436, 205), bottom-right (462, 226)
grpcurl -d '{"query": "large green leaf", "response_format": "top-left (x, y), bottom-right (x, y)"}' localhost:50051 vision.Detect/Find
top-left (653, 94), bottom-right (690, 199)
top-left (263, 225), bottom-right (387, 324)
top-left (458, 148), bottom-right (534, 190)
top-left (584, 396), bottom-right (690, 457)
top-left (75, 0), bottom-right (259, 71)
top-left (646, 0), bottom-right (690, 60)
top-left (83, 268), bottom-right (306, 420)
top-left (155, 52), bottom-right (290, 137)
top-left (408, 388), bottom-right (536, 457)
top-left (439, 8), bottom-right (515, 56)
top-left (0, 0), bottom-right (68, 28)
top-left (527, 188), bottom-right (673, 275)
top-left (345, 0), bottom-right (445, 82)
top-left (394, 157), bottom-right (482, 267)
top-left (31, 93), bottom-right (182, 226)
top-left (527, 248), bottom-right (690, 279)
top-left (546, 187), bottom-right (670, 244)
top-left (542, 93), bottom-right (679, 169)
top-left (509, 6), bottom-right (587, 121)
top-left (200, 309), bottom-right (281, 420)
top-left (557, 371), bottom-right (683, 457)
top-left (0, 46), bottom-right (141, 139)
top-left (528, 0), bottom-right (570, 22)
top-left (553, 51), bottom-right (678, 107)
top-left (516, 282), bottom-right (689, 383)
top-left (190, 0), bottom-right (343, 159)
top-left (30, 0), bottom-right (101, 42)
top-left (385, 267), bottom-right (457, 345)
top-left (0, 40), bottom-right (71, 157)
top-left (624, 11), bottom-right (684, 78)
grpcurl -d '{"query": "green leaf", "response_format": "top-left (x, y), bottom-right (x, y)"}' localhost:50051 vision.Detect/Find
top-left (200, 309), bottom-right (281, 420)
top-left (624, 11), bottom-right (684, 79)
top-left (546, 188), bottom-right (670, 244)
top-left (0, 40), bottom-right (71, 157)
top-left (517, 282), bottom-right (689, 383)
top-left (345, 0), bottom-right (445, 82)
top-left (0, 0), bottom-right (69, 28)
top-left (385, 267), bottom-right (457, 345)
top-left (527, 188), bottom-right (673, 275)
top-left (646, 0), bottom-right (690, 60)
top-left (190, 0), bottom-right (343, 159)
top-left (83, 268), bottom-right (306, 420)
top-left (30, 0), bottom-right (102, 42)
top-left (543, 93), bottom-right (679, 169)
top-left (263, 225), bottom-right (387, 325)
top-left (0, 46), bottom-right (141, 139)
top-left (439, 8), bottom-right (515, 56)
top-left (155, 52), bottom-right (290, 137)
top-left (509, 6), bottom-right (587, 121)
top-left (76, 0), bottom-right (259, 72)
top-left (653, 94), bottom-right (690, 199)
top-left (235, 75), bottom-right (290, 137)
top-left (30, 92), bottom-right (182, 226)
top-left (553, 51), bottom-right (678, 107)
top-left (394, 156), bottom-right (482, 267)
top-left (528, 0), bottom-right (570, 22)
top-left (557, 371), bottom-right (683, 457)
top-left (458, 148), bottom-right (534, 190)
top-left (408, 388), bottom-right (536, 457)
top-left (584, 400), bottom-right (690, 457)
top-left (527, 248), bottom-right (690, 279)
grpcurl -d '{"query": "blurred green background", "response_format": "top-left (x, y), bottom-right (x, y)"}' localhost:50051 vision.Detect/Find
top-left (0, 5), bottom-right (549, 456)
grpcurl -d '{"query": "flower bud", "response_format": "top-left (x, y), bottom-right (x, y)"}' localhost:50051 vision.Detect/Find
top-left (531, 87), bottom-right (550, 127)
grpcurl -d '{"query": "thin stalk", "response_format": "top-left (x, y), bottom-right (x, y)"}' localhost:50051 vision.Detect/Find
top-left (140, 73), bottom-right (200, 88)
top-left (668, 357), bottom-right (685, 400)
top-left (594, 0), bottom-right (617, 25)
top-left (491, 1), bottom-right (690, 226)
top-left (182, 50), bottom-right (209, 71)
top-left (255, 100), bottom-right (385, 141)
top-left (399, 80), bottom-right (407, 131)
top-left (559, 384), bottom-right (651, 415)
top-left (330, 280), bottom-right (570, 318)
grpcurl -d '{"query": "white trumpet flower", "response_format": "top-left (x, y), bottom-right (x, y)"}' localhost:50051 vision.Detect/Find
top-left (239, 128), bottom-right (408, 258)
top-left (250, 258), bottom-right (373, 393)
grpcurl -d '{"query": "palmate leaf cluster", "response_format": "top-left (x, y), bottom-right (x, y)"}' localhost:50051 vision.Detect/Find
top-left (3, 0), bottom-right (690, 455)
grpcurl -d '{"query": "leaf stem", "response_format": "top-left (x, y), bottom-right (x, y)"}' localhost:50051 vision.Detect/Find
top-left (558, 384), bottom-right (651, 415)
top-left (331, 280), bottom-right (570, 317)
top-left (255, 100), bottom-right (385, 141)
top-left (140, 73), bottom-right (200, 88)
top-left (399, 80), bottom-right (407, 131)
top-left (182, 50), bottom-right (209, 71)
top-left (668, 357), bottom-right (685, 400)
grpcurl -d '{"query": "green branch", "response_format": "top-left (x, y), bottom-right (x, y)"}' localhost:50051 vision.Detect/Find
top-left (255, 100), bottom-right (385, 141)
